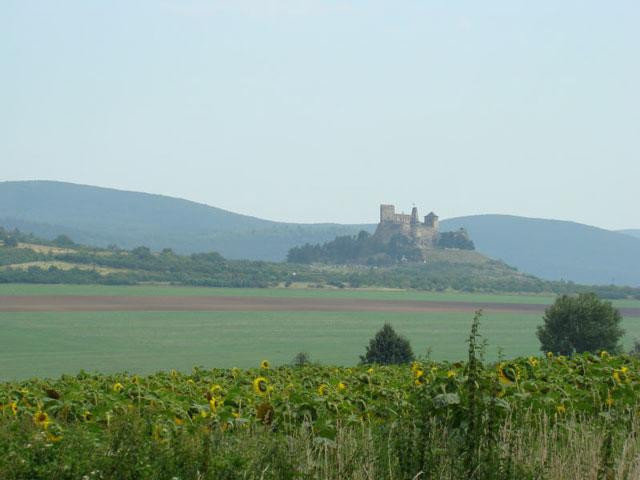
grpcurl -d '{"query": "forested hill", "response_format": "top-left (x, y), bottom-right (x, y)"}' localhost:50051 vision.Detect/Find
top-left (440, 216), bottom-right (640, 287)
top-left (3, 181), bottom-right (640, 287)
top-left (620, 230), bottom-right (640, 240)
top-left (0, 181), bottom-right (365, 260)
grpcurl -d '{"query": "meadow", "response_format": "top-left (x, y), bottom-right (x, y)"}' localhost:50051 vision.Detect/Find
top-left (1, 284), bottom-right (640, 380)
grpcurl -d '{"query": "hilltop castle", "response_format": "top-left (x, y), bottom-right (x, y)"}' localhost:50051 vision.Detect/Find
top-left (373, 204), bottom-right (439, 251)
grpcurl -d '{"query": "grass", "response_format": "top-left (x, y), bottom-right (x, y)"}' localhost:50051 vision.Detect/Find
top-left (2, 283), bottom-right (640, 308)
top-left (1, 309), bottom-right (640, 380)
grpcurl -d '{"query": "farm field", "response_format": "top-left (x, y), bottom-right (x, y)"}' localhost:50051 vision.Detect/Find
top-left (1, 284), bottom-right (639, 380)
top-left (1, 306), bottom-right (639, 380)
top-left (3, 283), bottom-right (640, 308)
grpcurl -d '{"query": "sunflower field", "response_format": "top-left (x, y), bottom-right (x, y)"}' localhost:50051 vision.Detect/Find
top-left (2, 349), bottom-right (640, 479)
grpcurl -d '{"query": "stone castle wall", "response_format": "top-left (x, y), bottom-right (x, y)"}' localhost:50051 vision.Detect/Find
top-left (374, 204), bottom-right (439, 253)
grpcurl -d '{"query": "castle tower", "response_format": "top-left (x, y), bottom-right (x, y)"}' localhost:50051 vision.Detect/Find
top-left (380, 204), bottom-right (396, 222)
top-left (410, 207), bottom-right (419, 224)
top-left (424, 212), bottom-right (439, 229)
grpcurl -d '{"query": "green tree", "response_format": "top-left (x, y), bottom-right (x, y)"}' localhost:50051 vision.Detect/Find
top-left (536, 293), bottom-right (624, 355)
top-left (3, 236), bottom-right (18, 247)
top-left (52, 234), bottom-right (75, 247)
top-left (360, 323), bottom-right (415, 365)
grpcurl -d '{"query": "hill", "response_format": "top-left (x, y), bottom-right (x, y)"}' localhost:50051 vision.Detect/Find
top-left (620, 229), bottom-right (640, 240)
top-left (0, 181), bottom-right (364, 260)
top-left (440, 215), bottom-right (640, 287)
top-left (3, 181), bottom-right (640, 287)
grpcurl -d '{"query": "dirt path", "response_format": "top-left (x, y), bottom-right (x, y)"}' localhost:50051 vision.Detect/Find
top-left (2, 295), bottom-right (640, 316)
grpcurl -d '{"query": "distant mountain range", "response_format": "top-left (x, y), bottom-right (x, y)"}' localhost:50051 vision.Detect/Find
top-left (1, 180), bottom-right (639, 287)
top-left (620, 230), bottom-right (640, 240)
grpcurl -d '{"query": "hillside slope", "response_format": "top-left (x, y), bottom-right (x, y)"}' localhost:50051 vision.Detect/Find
top-left (620, 230), bottom-right (640, 240)
top-left (440, 215), bottom-right (640, 287)
top-left (3, 181), bottom-right (640, 287)
top-left (0, 181), bottom-right (365, 260)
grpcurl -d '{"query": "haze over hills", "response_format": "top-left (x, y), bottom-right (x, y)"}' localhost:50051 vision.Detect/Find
top-left (620, 230), bottom-right (640, 240)
top-left (439, 216), bottom-right (640, 287)
top-left (0, 181), bottom-right (365, 260)
top-left (1, 180), bottom-right (640, 287)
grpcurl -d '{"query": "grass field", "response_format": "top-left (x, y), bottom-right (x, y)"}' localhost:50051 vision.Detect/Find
top-left (1, 308), bottom-right (640, 380)
top-left (2, 284), bottom-right (639, 380)
top-left (3, 283), bottom-right (640, 308)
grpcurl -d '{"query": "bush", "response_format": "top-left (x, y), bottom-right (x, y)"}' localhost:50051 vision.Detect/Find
top-left (360, 324), bottom-right (414, 365)
top-left (536, 293), bottom-right (624, 355)
top-left (292, 352), bottom-right (311, 367)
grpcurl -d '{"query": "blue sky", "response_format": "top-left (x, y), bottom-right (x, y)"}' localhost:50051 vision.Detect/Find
top-left (1, 1), bottom-right (638, 229)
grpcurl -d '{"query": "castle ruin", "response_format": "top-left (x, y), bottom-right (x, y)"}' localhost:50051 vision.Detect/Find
top-left (374, 204), bottom-right (439, 251)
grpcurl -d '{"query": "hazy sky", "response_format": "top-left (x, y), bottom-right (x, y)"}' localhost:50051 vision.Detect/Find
top-left (2, 1), bottom-right (638, 229)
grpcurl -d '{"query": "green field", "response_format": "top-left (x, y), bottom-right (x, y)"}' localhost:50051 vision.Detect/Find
top-left (2, 308), bottom-right (640, 380)
top-left (3, 283), bottom-right (640, 308)
top-left (2, 284), bottom-right (639, 380)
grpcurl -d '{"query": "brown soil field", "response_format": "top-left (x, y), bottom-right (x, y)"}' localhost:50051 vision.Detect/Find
top-left (2, 295), bottom-right (640, 316)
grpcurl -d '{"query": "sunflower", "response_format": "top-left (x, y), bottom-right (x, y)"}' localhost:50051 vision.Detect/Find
top-left (498, 363), bottom-right (519, 385)
top-left (556, 404), bottom-right (566, 414)
top-left (613, 367), bottom-right (629, 384)
top-left (33, 411), bottom-right (50, 429)
top-left (337, 381), bottom-right (347, 391)
top-left (82, 410), bottom-right (93, 421)
top-left (210, 384), bottom-right (223, 396)
top-left (446, 370), bottom-right (456, 379)
top-left (317, 384), bottom-right (329, 396)
top-left (174, 417), bottom-right (185, 426)
top-left (546, 352), bottom-right (554, 359)
top-left (112, 382), bottom-right (124, 393)
top-left (367, 367), bottom-right (374, 375)
top-left (260, 360), bottom-right (270, 369)
top-left (528, 356), bottom-right (539, 368)
top-left (10, 401), bottom-right (18, 416)
top-left (600, 350), bottom-right (610, 359)
top-left (209, 397), bottom-right (221, 412)
top-left (252, 377), bottom-right (269, 395)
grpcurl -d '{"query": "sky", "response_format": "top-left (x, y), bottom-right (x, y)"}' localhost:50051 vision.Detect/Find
top-left (1, 1), bottom-right (639, 229)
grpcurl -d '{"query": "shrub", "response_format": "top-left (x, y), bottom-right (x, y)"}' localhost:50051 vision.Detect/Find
top-left (536, 293), bottom-right (624, 355)
top-left (360, 323), bottom-right (414, 365)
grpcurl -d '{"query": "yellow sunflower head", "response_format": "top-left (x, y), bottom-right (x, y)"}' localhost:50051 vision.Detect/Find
top-left (33, 411), bottom-right (50, 429)
top-left (528, 356), bottom-right (539, 367)
top-left (367, 367), bottom-right (374, 375)
top-left (112, 382), bottom-right (124, 393)
top-left (497, 363), bottom-right (520, 385)
top-left (556, 404), bottom-right (566, 414)
top-left (10, 401), bottom-right (18, 416)
top-left (260, 360), bottom-right (270, 369)
top-left (546, 352), bottom-right (554, 359)
top-left (210, 384), bottom-right (223, 396)
top-left (447, 370), bottom-right (456, 379)
top-left (317, 384), bottom-right (329, 396)
top-left (600, 350), bottom-right (610, 359)
top-left (338, 381), bottom-right (347, 391)
top-left (252, 377), bottom-right (269, 395)
top-left (209, 397), bottom-right (221, 412)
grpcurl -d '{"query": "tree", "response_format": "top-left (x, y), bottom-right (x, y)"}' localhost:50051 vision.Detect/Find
top-left (536, 293), bottom-right (624, 355)
top-left (292, 352), bottom-right (311, 367)
top-left (52, 234), bottom-right (75, 247)
top-left (360, 323), bottom-right (415, 365)
top-left (3, 236), bottom-right (18, 247)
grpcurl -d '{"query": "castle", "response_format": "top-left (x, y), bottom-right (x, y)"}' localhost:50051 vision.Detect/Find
top-left (373, 204), bottom-right (439, 251)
